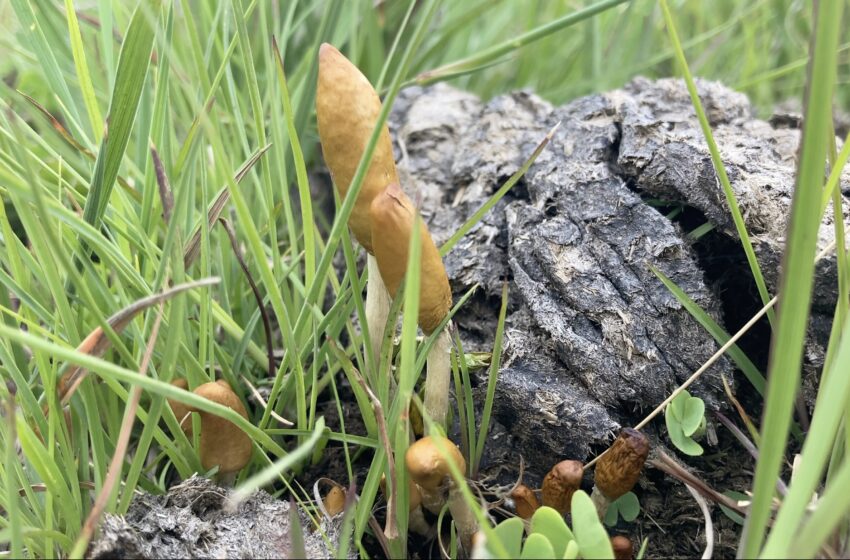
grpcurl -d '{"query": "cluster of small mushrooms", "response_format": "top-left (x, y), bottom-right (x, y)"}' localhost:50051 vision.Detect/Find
top-left (155, 42), bottom-right (652, 558)
top-left (512, 428), bottom-right (650, 558)
top-left (317, 42), bottom-right (476, 550)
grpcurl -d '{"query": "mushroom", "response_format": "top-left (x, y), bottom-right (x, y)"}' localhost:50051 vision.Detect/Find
top-left (610, 535), bottom-right (634, 560)
top-left (541, 459), bottom-right (583, 514)
top-left (591, 428), bottom-right (649, 517)
top-left (323, 485), bottom-right (346, 517)
top-left (510, 483), bottom-right (540, 520)
top-left (168, 380), bottom-right (253, 478)
top-left (406, 436), bottom-right (477, 552)
top-left (316, 43), bottom-right (396, 375)
top-left (370, 184), bottom-right (453, 430)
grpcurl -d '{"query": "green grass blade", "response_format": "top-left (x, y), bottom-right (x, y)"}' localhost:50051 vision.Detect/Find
top-left (81, 0), bottom-right (161, 230)
top-left (660, 0), bottom-right (775, 327)
top-left (651, 266), bottom-right (765, 394)
top-left (737, 1), bottom-right (845, 555)
top-left (413, 0), bottom-right (629, 86)
top-left (63, 0), bottom-right (104, 141)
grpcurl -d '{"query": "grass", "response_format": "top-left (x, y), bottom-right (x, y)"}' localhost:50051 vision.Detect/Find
top-left (0, 0), bottom-right (848, 559)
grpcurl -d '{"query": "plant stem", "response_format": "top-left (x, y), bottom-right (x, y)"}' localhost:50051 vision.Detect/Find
top-left (365, 254), bottom-right (391, 383)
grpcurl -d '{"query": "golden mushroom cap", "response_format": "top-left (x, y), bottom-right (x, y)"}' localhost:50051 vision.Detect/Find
top-left (405, 436), bottom-right (466, 492)
top-left (316, 43), bottom-right (399, 253)
top-left (188, 381), bottom-right (252, 474)
top-left (369, 183), bottom-right (452, 334)
top-left (541, 459), bottom-right (584, 514)
top-left (594, 428), bottom-right (649, 500)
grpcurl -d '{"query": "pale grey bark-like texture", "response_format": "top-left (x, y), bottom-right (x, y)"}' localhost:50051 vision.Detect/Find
top-left (388, 79), bottom-right (846, 470)
top-left (88, 476), bottom-right (349, 559)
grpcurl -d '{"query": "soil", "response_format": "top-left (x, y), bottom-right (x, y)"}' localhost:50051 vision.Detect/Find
top-left (91, 77), bottom-right (847, 558)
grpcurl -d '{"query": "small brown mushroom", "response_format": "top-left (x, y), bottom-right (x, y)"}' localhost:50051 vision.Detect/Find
top-left (175, 380), bottom-right (253, 476)
top-left (511, 484), bottom-right (540, 519)
top-left (406, 436), bottom-right (477, 551)
top-left (592, 428), bottom-right (649, 517)
top-left (541, 459), bottom-right (583, 514)
top-left (323, 485), bottom-right (346, 517)
top-left (370, 184), bottom-right (453, 430)
top-left (611, 535), bottom-right (634, 560)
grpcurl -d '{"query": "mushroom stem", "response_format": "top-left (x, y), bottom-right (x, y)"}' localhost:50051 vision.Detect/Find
top-left (447, 480), bottom-right (478, 554)
top-left (365, 254), bottom-right (392, 379)
top-left (424, 328), bottom-right (452, 431)
top-left (590, 485), bottom-right (612, 518)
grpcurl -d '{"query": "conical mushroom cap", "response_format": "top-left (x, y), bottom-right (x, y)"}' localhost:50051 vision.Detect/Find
top-left (316, 43), bottom-right (399, 253)
top-left (369, 184), bottom-right (452, 334)
top-left (405, 435), bottom-right (466, 492)
top-left (188, 380), bottom-right (252, 474)
top-left (167, 378), bottom-right (193, 435)
top-left (594, 428), bottom-right (649, 500)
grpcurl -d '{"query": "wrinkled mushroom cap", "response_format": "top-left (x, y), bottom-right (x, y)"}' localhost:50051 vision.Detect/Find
top-left (541, 459), bottom-right (583, 514)
top-left (187, 380), bottom-right (253, 474)
top-left (511, 484), bottom-right (540, 519)
top-left (370, 184), bottom-right (452, 334)
top-left (594, 428), bottom-right (649, 500)
top-left (405, 436), bottom-right (466, 492)
top-left (316, 43), bottom-right (399, 253)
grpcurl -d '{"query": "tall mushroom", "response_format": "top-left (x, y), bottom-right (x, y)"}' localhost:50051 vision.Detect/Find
top-left (406, 436), bottom-right (477, 552)
top-left (370, 183), bottom-right (453, 430)
top-left (541, 459), bottom-right (583, 514)
top-left (316, 43), bottom-right (396, 376)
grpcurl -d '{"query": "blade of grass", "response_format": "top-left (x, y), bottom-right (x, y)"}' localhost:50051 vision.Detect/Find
top-left (736, 0), bottom-right (844, 555)
top-left (651, 266), bottom-right (765, 394)
top-left (472, 282), bottom-right (509, 477)
top-left (660, 0), bottom-right (775, 327)
top-left (412, 0), bottom-right (629, 86)
top-left (63, 0), bottom-right (103, 141)
top-left (81, 0), bottom-right (161, 230)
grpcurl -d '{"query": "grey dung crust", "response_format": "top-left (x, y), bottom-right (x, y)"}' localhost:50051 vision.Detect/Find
top-left (389, 79), bottom-right (846, 470)
top-left (88, 475), bottom-right (347, 559)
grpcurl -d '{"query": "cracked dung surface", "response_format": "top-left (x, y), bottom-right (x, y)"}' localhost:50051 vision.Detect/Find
top-left (387, 77), bottom-right (847, 471)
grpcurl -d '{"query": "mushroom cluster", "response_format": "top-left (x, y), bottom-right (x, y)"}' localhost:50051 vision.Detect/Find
top-left (501, 428), bottom-right (650, 558)
top-left (316, 43), bottom-right (454, 432)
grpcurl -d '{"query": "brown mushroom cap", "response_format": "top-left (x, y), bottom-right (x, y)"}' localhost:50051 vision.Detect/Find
top-left (511, 484), bottom-right (540, 519)
top-left (541, 459), bottom-right (583, 514)
top-left (405, 436), bottom-right (466, 492)
top-left (323, 485), bottom-right (346, 516)
top-left (380, 474), bottom-right (423, 512)
top-left (186, 380), bottom-right (253, 474)
top-left (369, 184), bottom-right (452, 334)
top-left (610, 535), bottom-right (634, 560)
top-left (316, 43), bottom-right (399, 253)
top-left (594, 428), bottom-right (649, 500)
